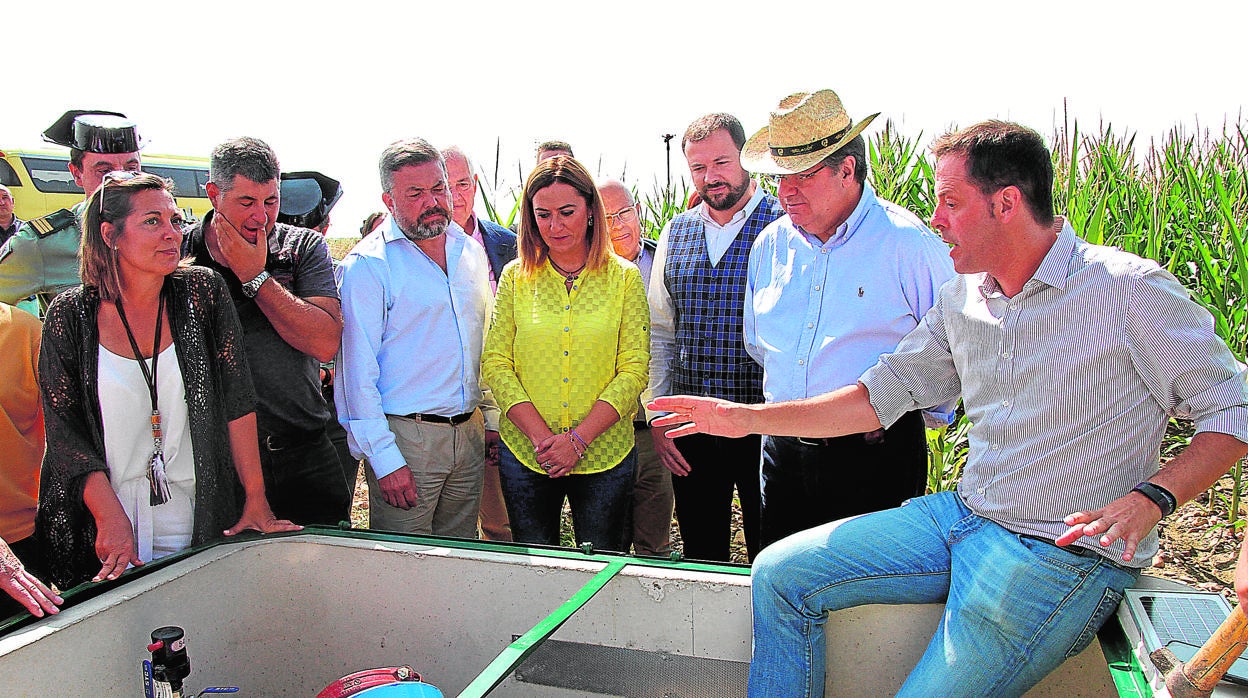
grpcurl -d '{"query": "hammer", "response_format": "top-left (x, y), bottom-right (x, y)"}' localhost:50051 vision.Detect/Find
top-left (1150, 606), bottom-right (1248, 698)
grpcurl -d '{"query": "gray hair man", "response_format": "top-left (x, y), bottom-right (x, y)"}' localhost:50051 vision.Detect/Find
top-left (183, 137), bottom-right (349, 526)
top-left (599, 179), bottom-right (671, 556)
top-left (0, 185), bottom-right (20, 246)
top-left (336, 138), bottom-right (495, 537)
top-left (442, 145), bottom-right (517, 541)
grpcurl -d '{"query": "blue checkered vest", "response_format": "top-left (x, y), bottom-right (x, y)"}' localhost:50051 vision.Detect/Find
top-left (663, 194), bottom-right (783, 403)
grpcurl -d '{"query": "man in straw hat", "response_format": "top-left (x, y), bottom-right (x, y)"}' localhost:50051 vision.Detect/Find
top-left (643, 113), bottom-right (784, 563)
top-left (739, 90), bottom-right (955, 549)
top-left (651, 120), bottom-right (1248, 695)
top-left (0, 110), bottom-right (143, 312)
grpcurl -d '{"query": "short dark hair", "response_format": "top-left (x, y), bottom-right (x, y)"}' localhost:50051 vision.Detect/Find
top-left (69, 148), bottom-right (85, 169)
top-left (819, 134), bottom-right (867, 186)
top-left (210, 137), bottom-right (281, 192)
top-left (931, 121), bottom-right (1055, 226)
top-left (379, 138), bottom-right (444, 193)
top-left (682, 113), bottom-right (747, 152)
top-left (535, 140), bottom-right (574, 159)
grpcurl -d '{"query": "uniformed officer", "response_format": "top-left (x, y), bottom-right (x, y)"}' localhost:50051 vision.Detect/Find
top-left (0, 110), bottom-right (143, 313)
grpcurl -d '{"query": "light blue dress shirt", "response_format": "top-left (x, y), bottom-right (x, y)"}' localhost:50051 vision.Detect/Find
top-left (335, 220), bottom-right (493, 478)
top-left (745, 184), bottom-right (956, 421)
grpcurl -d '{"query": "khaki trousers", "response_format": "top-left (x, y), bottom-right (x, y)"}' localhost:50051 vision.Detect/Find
top-left (365, 411), bottom-right (485, 537)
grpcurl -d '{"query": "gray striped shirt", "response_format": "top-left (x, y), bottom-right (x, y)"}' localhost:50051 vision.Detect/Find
top-left (862, 219), bottom-right (1248, 567)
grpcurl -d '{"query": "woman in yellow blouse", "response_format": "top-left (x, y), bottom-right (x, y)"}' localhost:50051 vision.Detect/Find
top-left (482, 156), bottom-right (649, 551)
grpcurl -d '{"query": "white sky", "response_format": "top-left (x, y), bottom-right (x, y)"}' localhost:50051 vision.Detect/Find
top-left (5, 0), bottom-right (1245, 238)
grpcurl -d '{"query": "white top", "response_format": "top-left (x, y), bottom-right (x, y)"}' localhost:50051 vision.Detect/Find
top-left (98, 343), bottom-right (196, 563)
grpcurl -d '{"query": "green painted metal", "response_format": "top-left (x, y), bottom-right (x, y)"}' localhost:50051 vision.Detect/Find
top-left (457, 558), bottom-right (629, 697)
top-left (1098, 621), bottom-right (1155, 697)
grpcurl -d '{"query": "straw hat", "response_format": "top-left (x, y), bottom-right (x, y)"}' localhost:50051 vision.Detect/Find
top-left (741, 90), bottom-right (879, 175)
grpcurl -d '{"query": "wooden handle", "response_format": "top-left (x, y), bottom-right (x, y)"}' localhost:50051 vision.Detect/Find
top-left (1186, 606), bottom-right (1248, 690)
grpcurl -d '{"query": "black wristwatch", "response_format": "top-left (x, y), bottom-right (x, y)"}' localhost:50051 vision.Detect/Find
top-left (1132, 482), bottom-right (1177, 517)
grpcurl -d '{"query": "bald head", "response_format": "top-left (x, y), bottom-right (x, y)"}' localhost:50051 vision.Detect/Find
top-left (598, 179), bottom-right (642, 260)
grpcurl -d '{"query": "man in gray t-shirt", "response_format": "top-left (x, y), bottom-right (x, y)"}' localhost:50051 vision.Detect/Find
top-left (183, 137), bottom-right (349, 526)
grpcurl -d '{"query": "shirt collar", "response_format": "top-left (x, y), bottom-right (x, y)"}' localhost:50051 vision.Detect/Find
top-left (697, 183), bottom-right (767, 227)
top-left (798, 182), bottom-right (875, 248)
top-left (978, 216), bottom-right (1074, 297)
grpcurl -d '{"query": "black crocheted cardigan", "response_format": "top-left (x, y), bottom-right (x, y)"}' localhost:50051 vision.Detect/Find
top-left (34, 267), bottom-right (257, 590)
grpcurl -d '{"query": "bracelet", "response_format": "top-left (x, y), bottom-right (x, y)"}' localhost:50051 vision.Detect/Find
top-left (1132, 482), bottom-right (1177, 517)
top-left (570, 429), bottom-right (589, 451)
top-left (566, 433), bottom-right (585, 460)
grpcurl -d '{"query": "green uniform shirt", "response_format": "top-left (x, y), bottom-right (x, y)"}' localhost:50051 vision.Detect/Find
top-left (0, 200), bottom-right (86, 313)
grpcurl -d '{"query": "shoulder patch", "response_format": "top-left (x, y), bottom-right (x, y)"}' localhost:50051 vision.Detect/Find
top-left (26, 209), bottom-right (77, 239)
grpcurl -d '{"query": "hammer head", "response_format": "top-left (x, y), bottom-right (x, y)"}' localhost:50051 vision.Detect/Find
top-left (1151, 647), bottom-right (1214, 698)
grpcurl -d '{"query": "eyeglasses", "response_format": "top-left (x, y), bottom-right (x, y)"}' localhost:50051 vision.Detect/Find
top-left (604, 206), bottom-right (638, 228)
top-left (100, 170), bottom-right (143, 214)
top-left (450, 179), bottom-right (475, 194)
top-left (762, 164), bottom-right (828, 188)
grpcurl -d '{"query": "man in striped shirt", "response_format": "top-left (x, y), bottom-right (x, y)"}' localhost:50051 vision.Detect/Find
top-left (651, 120), bottom-right (1248, 697)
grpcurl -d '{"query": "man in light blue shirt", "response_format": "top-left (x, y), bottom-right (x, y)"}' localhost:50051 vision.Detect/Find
top-left (741, 90), bottom-right (955, 548)
top-left (336, 138), bottom-right (494, 537)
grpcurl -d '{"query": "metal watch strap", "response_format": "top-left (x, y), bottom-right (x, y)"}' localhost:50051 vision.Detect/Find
top-left (1132, 481), bottom-right (1177, 517)
top-left (241, 270), bottom-right (271, 298)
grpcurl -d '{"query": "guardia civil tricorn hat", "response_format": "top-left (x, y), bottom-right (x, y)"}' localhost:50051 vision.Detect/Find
top-left (741, 90), bottom-right (879, 175)
top-left (42, 110), bottom-right (144, 153)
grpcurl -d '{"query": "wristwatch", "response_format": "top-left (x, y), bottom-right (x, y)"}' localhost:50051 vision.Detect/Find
top-left (241, 270), bottom-right (271, 298)
top-left (1132, 481), bottom-right (1177, 517)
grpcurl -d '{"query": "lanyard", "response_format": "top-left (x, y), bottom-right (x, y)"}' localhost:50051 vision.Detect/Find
top-left (114, 285), bottom-right (171, 506)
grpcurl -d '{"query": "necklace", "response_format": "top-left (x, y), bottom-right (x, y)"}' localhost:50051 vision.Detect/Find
top-left (115, 284), bottom-right (172, 506)
top-left (549, 257), bottom-right (586, 282)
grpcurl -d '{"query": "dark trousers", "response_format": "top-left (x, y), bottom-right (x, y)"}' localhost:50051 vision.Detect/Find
top-left (258, 426), bottom-right (354, 527)
top-left (498, 444), bottom-right (635, 553)
top-left (759, 410), bottom-right (927, 550)
top-left (670, 433), bottom-right (762, 562)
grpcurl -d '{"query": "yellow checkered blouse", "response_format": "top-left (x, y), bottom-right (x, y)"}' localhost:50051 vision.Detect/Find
top-left (483, 256), bottom-right (650, 475)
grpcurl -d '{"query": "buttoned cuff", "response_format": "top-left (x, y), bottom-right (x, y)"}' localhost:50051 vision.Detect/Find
top-left (367, 446), bottom-right (407, 480)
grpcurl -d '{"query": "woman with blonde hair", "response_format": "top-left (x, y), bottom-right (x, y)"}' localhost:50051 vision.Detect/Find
top-left (482, 156), bottom-right (649, 551)
top-left (35, 172), bottom-right (298, 590)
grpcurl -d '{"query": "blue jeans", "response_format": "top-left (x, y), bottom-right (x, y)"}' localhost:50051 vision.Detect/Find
top-left (497, 444), bottom-right (635, 552)
top-left (748, 491), bottom-right (1137, 697)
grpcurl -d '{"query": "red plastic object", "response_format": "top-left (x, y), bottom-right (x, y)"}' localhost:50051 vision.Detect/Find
top-left (316, 666), bottom-right (425, 698)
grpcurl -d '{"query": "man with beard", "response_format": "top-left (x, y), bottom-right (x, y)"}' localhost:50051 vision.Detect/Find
top-left (184, 137), bottom-right (350, 526)
top-left (742, 90), bottom-right (955, 549)
top-left (643, 114), bottom-right (783, 562)
top-left (335, 138), bottom-right (493, 536)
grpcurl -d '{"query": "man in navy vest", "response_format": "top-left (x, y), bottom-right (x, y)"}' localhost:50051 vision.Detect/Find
top-left (644, 114), bottom-right (783, 562)
top-left (443, 146), bottom-right (517, 541)
top-left (742, 90), bottom-right (956, 549)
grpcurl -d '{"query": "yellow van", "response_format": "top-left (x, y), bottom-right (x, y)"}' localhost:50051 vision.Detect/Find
top-left (0, 148), bottom-right (212, 223)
